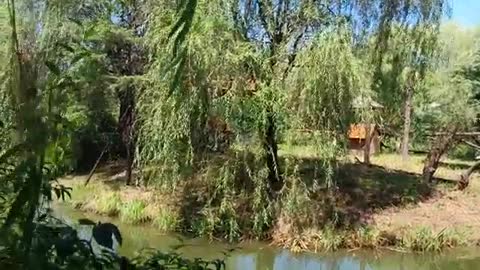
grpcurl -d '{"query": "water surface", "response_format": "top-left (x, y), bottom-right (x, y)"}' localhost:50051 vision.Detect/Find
top-left (53, 203), bottom-right (480, 270)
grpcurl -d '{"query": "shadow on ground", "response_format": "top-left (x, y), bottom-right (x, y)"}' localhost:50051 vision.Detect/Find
top-left (289, 156), bottom-right (453, 228)
top-left (72, 154), bottom-right (459, 233)
top-left (331, 162), bottom-right (434, 226)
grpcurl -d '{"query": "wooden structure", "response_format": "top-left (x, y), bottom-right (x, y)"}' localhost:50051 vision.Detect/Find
top-left (348, 96), bottom-right (384, 155)
top-left (348, 124), bottom-right (382, 154)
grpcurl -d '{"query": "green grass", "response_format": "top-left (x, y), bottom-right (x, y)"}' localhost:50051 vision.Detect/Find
top-left (95, 192), bottom-right (122, 216)
top-left (401, 227), bottom-right (467, 252)
top-left (120, 200), bottom-right (148, 224)
top-left (153, 207), bottom-right (181, 232)
top-left (69, 181), bottom-right (96, 203)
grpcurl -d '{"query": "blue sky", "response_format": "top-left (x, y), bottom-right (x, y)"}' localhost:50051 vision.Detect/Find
top-left (448, 0), bottom-right (480, 26)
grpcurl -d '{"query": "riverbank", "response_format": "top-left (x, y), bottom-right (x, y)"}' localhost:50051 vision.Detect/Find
top-left (51, 203), bottom-right (480, 270)
top-left (59, 153), bottom-right (480, 253)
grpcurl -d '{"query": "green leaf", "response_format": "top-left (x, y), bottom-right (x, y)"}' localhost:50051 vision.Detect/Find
top-left (45, 61), bottom-right (61, 76)
top-left (71, 51), bottom-right (90, 65)
top-left (54, 188), bottom-right (61, 199)
top-left (0, 143), bottom-right (26, 165)
top-left (84, 25), bottom-right (96, 40)
top-left (63, 188), bottom-right (72, 200)
top-left (78, 218), bottom-right (97, 226)
top-left (169, 0), bottom-right (197, 57)
top-left (68, 17), bottom-right (82, 26)
top-left (57, 42), bottom-right (75, 53)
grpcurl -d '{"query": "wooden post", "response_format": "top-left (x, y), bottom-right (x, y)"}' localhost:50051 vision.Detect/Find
top-left (363, 124), bottom-right (371, 164)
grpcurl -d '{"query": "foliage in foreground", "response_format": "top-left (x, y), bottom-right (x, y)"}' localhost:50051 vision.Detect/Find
top-left (0, 215), bottom-right (225, 270)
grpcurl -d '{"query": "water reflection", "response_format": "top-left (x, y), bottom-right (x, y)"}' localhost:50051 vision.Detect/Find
top-left (228, 251), bottom-right (368, 270)
top-left (228, 250), bottom-right (480, 270)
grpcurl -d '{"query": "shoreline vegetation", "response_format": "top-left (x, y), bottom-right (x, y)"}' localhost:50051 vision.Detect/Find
top-left (60, 151), bottom-right (480, 254)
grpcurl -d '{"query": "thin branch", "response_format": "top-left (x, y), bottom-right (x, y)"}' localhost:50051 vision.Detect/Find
top-left (461, 140), bottom-right (480, 150)
top-left (84, 145), bottom-right (108, 187)
top-left (256, 0), bottom-right (273, 44)
top-left (281, 27), bottom-right (305, 81)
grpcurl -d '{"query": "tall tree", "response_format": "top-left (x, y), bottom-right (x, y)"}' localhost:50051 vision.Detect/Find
top-left (108, 0), bottom-right (147, 185)
top-left (366, 0), bottom-right (446, 161)
top-left (420, 23), bottom-right (480, 183)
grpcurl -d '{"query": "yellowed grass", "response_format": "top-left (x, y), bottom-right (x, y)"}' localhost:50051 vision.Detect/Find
top-left (370, 153), bottom-right (476, 181)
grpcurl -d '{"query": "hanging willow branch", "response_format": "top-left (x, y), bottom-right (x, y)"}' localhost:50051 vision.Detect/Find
top-left (167, 0), bottom-right (197, 95)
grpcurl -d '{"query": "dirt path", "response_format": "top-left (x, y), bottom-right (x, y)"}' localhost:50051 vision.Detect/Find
top-left (372, 184), bottom-right (480, 240)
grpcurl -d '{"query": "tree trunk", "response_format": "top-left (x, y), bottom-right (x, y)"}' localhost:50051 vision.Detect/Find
top-left (264, 111), bottom-right (282, 193)
top-left (363, 124), bottom-right (372, 164)
top-left (422, 127), bottom-right (458, 183)
top-left (119, 86), bottom-right (135, 186)
top-left (401, 78), bottom-right (414, 161)
top-left (458, 160), bottom-right (480, 190)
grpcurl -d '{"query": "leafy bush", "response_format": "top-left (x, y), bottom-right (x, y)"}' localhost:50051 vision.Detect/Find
top-left (448, 144), bottom-right (476, 160)
top-left (0, 216), bottom-right (225, 270)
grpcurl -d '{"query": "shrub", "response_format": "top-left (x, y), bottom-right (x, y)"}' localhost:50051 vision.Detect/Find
top-left (448, 144), bottom-right (476, 160)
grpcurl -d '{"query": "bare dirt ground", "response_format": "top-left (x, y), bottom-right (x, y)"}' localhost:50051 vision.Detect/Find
top-left (368, 154), bottom-right (480, 239)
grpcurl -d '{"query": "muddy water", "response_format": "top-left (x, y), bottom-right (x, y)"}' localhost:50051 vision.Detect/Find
top-left (53, 203), bottom-right (480, 270)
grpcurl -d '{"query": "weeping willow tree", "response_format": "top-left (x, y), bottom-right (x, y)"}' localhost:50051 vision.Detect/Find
top-left (134, 0), bottom-right (450, 239)
top-left (136, 0), bottom-right (276, 239)
top-left (287, 23), bottom-right (372, 186)
top-left (137, 0), bottom-right (256, 185)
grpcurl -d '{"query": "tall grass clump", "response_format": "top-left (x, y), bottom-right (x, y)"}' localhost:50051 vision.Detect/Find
top-left (345, 226), bottom-right (385, 249)
top-left (120, 200), bottom-right (148, 224)
top-left (275, 226), bottom-right (386, 253)
top-left (70, 182), bottom-right (98, 208)
top-left (94, 192), bottom-right (122, 216)
top-left (401, 227), bottom-right (467, 252)
top-left (153, 207), bottom-right (181, 233)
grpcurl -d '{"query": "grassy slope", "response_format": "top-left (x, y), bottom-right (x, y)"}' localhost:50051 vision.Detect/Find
top-left (59, 150), bottom-right (480, 252)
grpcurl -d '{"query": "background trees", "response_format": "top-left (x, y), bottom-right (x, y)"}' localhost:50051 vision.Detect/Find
top-left (4, 0), bottom-right (480, 262)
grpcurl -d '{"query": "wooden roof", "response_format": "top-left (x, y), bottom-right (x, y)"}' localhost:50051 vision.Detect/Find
top-left (348, 124), bottom-right (378, 139)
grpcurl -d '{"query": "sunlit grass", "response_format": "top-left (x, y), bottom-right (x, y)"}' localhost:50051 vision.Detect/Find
top-left (370, 153), bottom-right (475, 181)
top-left (279, 144), bottom-right (320, 159)
top-left (120, 200), bottom-right (148, 224)
top-left (275, 223), bottom-right (467, 253)
top-left (94, 192), bottom-right (122, 216)
top-left (400, 227), bottom-right (467, 252)
top-left (152, 207), bottom-right (182, 233)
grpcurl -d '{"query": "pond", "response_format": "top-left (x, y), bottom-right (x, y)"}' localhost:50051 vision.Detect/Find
top-left (53, 203), bottom-right (480, 270)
